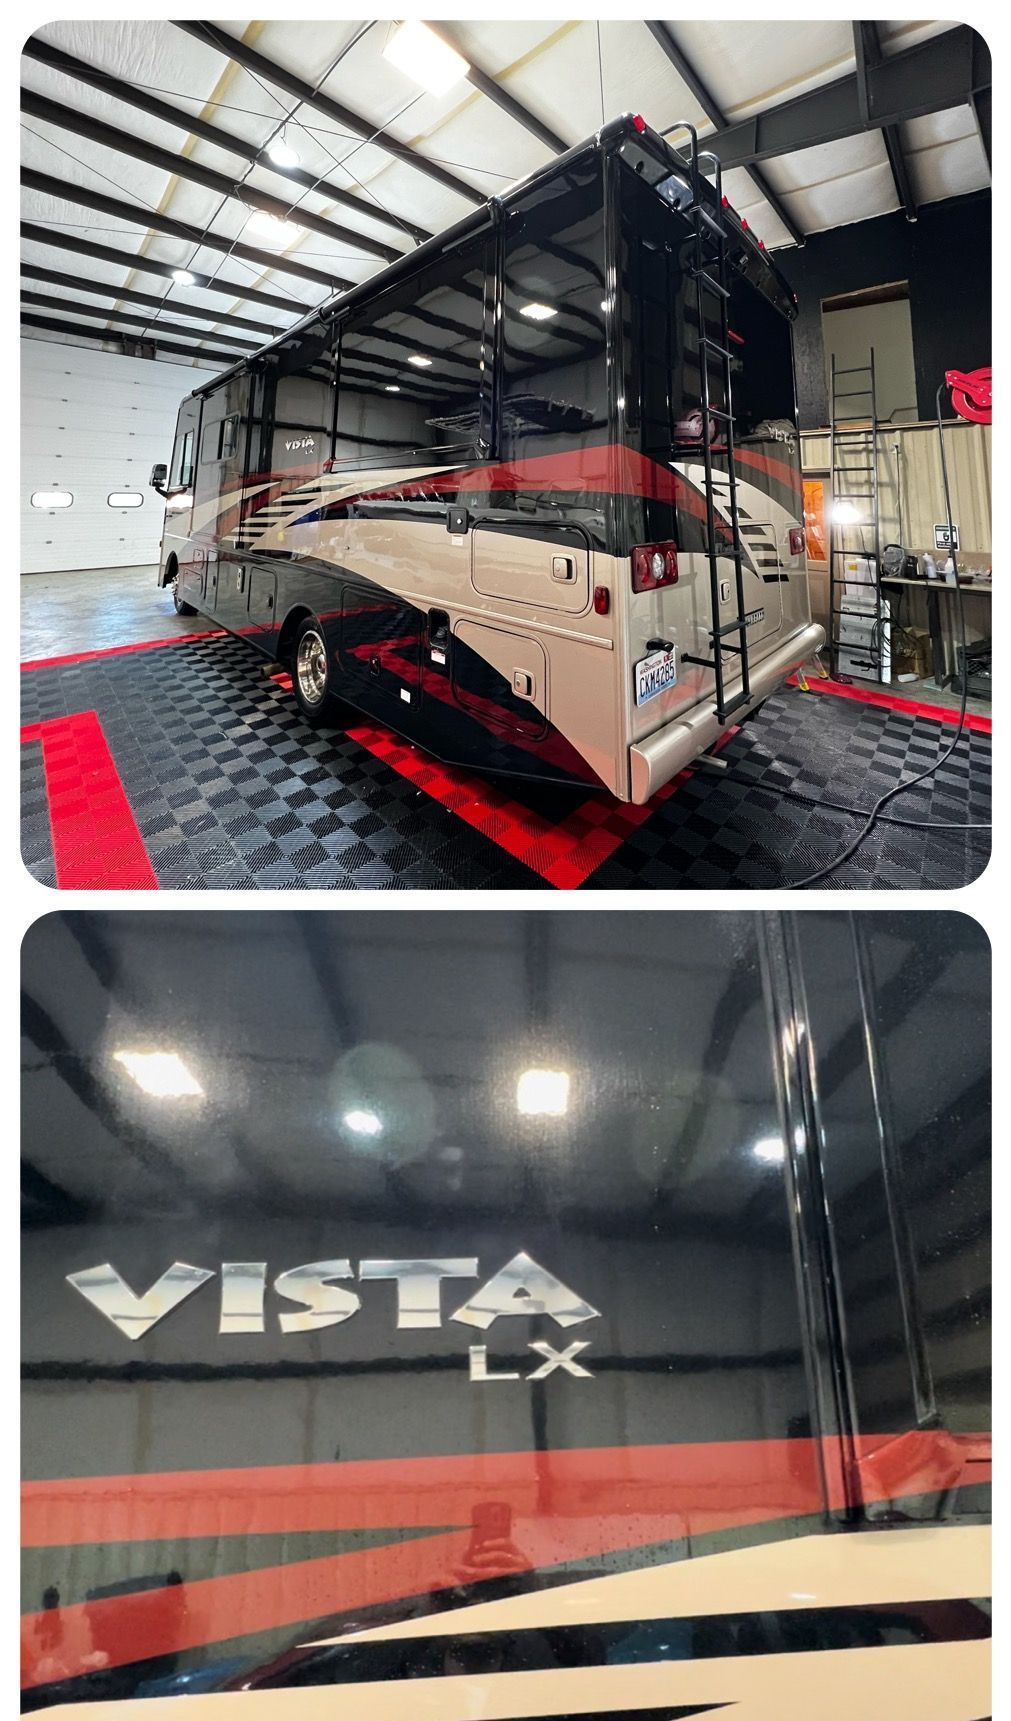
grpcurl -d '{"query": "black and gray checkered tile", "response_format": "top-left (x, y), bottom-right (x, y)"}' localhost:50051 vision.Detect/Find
top-left (20, 635), bottom-right (990, 890)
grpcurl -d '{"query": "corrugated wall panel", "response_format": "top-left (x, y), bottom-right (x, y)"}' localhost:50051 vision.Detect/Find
top-left (801, 420), bottom-right (991, 554)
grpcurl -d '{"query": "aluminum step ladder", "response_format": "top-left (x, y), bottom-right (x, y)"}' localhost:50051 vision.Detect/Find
top-left (828, 349), bottom-right (886, 681)
top-left (669, 121), bottom-right (752, 724)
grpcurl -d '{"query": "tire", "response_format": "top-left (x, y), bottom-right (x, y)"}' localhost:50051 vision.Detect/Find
top-left (291, 615), bottom-right (335, 725)
top-left (172, 571), bottom-right (198, 617)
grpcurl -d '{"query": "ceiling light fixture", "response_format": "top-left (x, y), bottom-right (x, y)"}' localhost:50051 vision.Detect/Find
top-left (516, 1068), bottom-right (570, 1117)
top-left (382, 20), bottom-right (469, 97)
top-left (266, 132), bottom-right (300, 170)
top-left (247, 211), bottom-right (300, 246)
top-left (172, 269), bottom-right (196, 286)
top-left (114, 1050), bottom-right (204, 1099)
top-left (385, 384), bottom-right (401, 393)
top-left (519, 302), bottom-right (557, 321)
top-left (408, 354), bottom-right (432, 368)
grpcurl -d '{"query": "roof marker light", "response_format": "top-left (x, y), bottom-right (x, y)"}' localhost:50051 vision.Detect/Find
top-left (632, 114), bottom-right (647, 133)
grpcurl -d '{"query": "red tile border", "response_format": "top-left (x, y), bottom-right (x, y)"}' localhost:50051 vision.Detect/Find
top-left (788, 672), bottom-right (992, 734)
top-left (21, 710), bottom-right (158, 889)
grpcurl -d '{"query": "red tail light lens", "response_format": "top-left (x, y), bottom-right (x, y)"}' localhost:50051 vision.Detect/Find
top-left (632, 114), bottom-right (647, 133)
top-left (593, 584), bottom-right (610, 615)
top-left (631, 542), bottom-right (679, 592)
top-left (789, 526), bottom-right (806, 556)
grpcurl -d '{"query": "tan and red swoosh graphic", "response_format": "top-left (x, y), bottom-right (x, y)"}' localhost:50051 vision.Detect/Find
top-left (21, 1431), bottom-right (988, 1689)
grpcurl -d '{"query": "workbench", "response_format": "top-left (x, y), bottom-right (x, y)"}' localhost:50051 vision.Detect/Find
top-left (880, 574), bottom-right (991, 689)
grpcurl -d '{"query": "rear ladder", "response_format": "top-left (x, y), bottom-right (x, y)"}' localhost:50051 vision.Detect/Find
top-left (670, 122), bottom-right (752, 724)
top-left (827, 350), bottom-right (886, 681)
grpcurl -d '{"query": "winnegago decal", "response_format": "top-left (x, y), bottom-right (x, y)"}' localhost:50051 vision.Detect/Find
top-left (744, 607), bottom-right (766, 626)
top-left (67, 1252), bottom-right (600, 1383)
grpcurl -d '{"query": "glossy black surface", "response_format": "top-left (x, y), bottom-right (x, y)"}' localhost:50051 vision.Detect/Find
top-left (21, 911), bottom-right (990, 1706)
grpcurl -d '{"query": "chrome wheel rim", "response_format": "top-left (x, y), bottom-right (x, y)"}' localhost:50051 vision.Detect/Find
top-left (296, 628), bottom-right (328, 705)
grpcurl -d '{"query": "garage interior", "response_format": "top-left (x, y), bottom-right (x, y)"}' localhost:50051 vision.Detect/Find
top-left (20, 19), bottom-right (991, 891)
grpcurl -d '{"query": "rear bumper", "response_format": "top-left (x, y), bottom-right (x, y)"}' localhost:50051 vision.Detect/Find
top-left (628, 622), bottom-right (825, 804)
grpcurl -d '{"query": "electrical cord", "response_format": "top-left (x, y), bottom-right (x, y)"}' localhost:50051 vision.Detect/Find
top-left (787, 380), bottom-right (979, 887)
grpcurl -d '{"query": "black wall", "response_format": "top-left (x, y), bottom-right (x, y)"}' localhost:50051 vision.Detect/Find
top-left (778, 189), bottom-right (991, 428)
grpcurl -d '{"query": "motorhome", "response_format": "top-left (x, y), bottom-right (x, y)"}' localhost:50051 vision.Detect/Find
top-left (152, 116), bottom-right (823, 803)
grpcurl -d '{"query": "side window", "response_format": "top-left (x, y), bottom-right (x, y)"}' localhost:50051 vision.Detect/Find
top-left (220, 414), bottom-right (238, 459)
top-left (499, 157), bottom-right (607, 463)
top-left (171, 426), bottom-right (195, 488)
top-left (264, 320), bottom-right (337, 494)
top-left (200, 418), bottom-right (221, 464)
top-left (333, 239), bottom-right (492, 466)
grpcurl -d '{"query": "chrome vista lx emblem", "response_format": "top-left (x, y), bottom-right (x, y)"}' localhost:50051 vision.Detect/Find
top-left (67, 1252), bottom-right (600, 1382)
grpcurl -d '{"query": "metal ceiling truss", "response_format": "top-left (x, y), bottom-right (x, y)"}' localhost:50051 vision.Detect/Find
top-left (20, 222), bottom-right (307, 315)
top-left (18, 259), bottom-right (284, 333)
top-left (22, 34), bottom-right (430, 246)
top-left (852, 21), bottom-right (916, 222)
top-left (20, 291), bottom-right (259, 352)
top-left (21, 167), bottom-right (348, 292)
top-left (20, 264), bottom-right (285, 337)
top-left (22, 310), bottom-right (237, 364)
top-left (426, 22), bottom-right (568, 154)
top-left (21, 87), bottom-right (406, 265)
top-left (644, 21), bottom-right (806, 248)
top-left (700, 24), bottom-right (991, 171)
top-left (172, 21), bottom-right (484, 206)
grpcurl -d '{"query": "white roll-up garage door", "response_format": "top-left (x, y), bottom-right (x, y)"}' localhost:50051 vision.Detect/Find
top-left (21, 338), bottom-right (215, 574)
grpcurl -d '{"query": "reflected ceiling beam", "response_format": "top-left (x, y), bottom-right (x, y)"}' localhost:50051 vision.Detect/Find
top-left (698, 24), bottom-right (991, 169)
top-left (20, 223), bottom-right (311, 316)
top-left (21, 291), bottom-right (260, 352)
top-left (21, 265), bottom-right (285, 337)
top-left (427, 23), bottom-right (567, 154)
top-left (22, 311), bottom-right (235, 365)
top-left (21, 168), bottom-right (349, 293)
top-left (644, 21), bottom-right (805, 248)
top-left (174, 21), bottom-right (484, 207)
top-left (853, 22), bottom-right (916, 223)
top-left (294, 914), bottom-right (359, 1048)
top-left (21, 87), bottom-right (404, 266)
top-left (22, 1159), bottom-right (90, 1225)
top-left (22, 34), bottom-right (431, 245)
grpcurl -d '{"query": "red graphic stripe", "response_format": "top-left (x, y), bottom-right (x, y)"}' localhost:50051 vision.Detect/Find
top-left (21, 631), bottom-right (223, 672)
top-left (731, 446), bottom-right (803, 498)
top-left (20, 711), bottom-right (158, 890)
top-left (20, 1432), bottom-right (987, 1688)
top-left (789, 673), bottom-right (992, 734)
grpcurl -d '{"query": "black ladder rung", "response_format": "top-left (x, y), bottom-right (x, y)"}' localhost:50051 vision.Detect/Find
top-left (718, 690), bottom-right (753, 721)
top-left (690, 267), bottom-right (729, 299)
top-left (681, 653), bottom-right (716, 670)
top-left (835, 365), bottom-right (872, 376)
top-left (695, 206), bottom-right (725, 237)
top-left (712, 618), bottom-right (747, 638)
top-left (701, 335), bottom-right (733, 361)
top-left (834, 389), bottom-right (874, 398)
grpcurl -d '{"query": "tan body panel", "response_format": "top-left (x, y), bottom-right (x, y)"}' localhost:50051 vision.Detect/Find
top-left (471, 526), bottom-right (591, 615)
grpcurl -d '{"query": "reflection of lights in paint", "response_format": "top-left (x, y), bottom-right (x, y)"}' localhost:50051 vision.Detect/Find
top-left (172, 269), bottom-right (196, 285)
top-left (385, 385), bottom-right (400, 393)
top-left (832, 500), bottom-right (862, 525)
top-left (517, 1069), bottom-right (569, 1116)
top-left (408, 354), bottom-right (432, 368)
top-left (519, 302), bottom-right (557, 322)
top-left (382, 20), bottom-right (469, 96)
top-left (166, 492), bottom-right (192, 512)
top-left (752, 1136), bottom-right (785, 1164)
top-left (343, 1109), bottom-right (382, 1137)
top-left (115, 1050), bottom-right (203, 1098)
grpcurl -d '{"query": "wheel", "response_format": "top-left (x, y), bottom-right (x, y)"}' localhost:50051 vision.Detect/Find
top-left (172, 571), bottom-right (198, 617)
top-left (291, 615), bottom-right (335, 724)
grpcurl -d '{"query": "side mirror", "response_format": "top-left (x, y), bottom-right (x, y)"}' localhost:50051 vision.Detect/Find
top-left (149, 463), bottom-right (168, 491)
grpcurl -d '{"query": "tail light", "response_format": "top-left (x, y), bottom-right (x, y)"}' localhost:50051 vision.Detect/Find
top-left (789, 526), bottom-right (805, 556)
top-left (631, 542), bottom-right (678, 592)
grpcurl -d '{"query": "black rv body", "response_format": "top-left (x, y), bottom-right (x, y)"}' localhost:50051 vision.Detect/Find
top-left (153, 116), bottom-right (821, 800)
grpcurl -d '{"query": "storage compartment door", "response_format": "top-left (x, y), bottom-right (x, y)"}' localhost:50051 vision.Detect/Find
top-left (340, 586), bottom-right (422, 710)
top-left (471, 524), bottom-right (589, 615)
top-left (453, 619), bottom-right (547, 739)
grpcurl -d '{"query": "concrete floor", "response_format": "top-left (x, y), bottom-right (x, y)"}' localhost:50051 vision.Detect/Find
top-left (21, 564), bottom-right (216, 660)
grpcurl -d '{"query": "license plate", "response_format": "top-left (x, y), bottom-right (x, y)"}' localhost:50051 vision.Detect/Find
top-left (635, 646), bottom-right (677, 705)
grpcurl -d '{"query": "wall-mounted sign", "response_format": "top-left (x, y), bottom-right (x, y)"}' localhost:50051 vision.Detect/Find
top-left (934, 523), bottom-right (960, 551)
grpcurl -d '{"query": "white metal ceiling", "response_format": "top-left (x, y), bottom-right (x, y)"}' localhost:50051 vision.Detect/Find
top-left (20, 18), bottom-right (991, 369)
